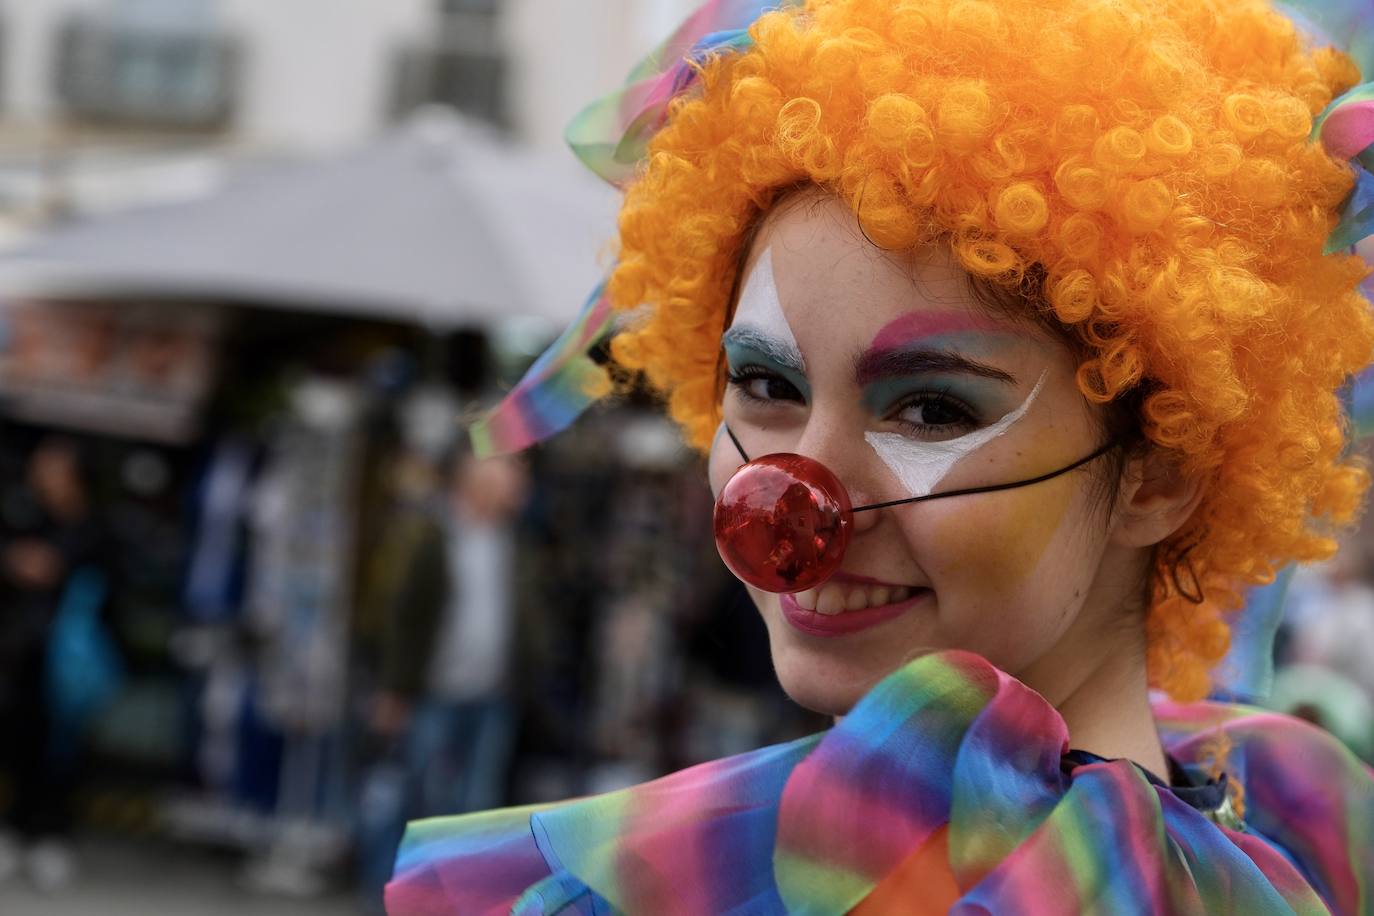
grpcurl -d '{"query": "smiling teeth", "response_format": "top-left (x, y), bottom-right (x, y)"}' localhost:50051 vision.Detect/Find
top-left (816, 586), bottom-right (846, 615)
top-left (794, 584), bottom-right (916, 615)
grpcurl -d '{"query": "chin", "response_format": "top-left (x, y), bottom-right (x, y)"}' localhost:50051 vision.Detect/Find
top-left (767, 636), bottom-right (900, 717)
top-left (776, 675), bottom-right (864, 718)
top-left (749, 588), bottom-right (929, 716)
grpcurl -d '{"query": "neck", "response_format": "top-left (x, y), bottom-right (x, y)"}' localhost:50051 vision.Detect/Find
top-left (1049, 648), bottom-right (1168, 778)
top-left (1017, 559), bottom-right (1169, 779)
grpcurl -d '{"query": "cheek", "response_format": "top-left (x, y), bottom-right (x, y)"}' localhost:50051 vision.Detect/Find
top-left (707, 422), bottom-right (742, 499)
top-left (922, 471), bottom-right (1079, 588)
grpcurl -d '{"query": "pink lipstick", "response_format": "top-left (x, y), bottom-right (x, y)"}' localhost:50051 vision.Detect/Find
top-left (779, 588), bottom-right (931, 638)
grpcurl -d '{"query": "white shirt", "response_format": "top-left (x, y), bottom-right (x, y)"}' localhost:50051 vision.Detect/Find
top-left (428, 510), bottom-right (515, 700)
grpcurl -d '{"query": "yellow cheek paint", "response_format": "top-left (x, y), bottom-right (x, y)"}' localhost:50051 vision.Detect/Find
top-left (925, 437), bottom-right (1080, 587)
top-left (978, 473), bottom-right (1077, 584)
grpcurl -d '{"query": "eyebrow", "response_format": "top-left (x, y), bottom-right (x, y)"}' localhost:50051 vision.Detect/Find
top-left (722, 325), bottom-right (806, 374)
top-left (854, 346), bottom-right (1017, 387)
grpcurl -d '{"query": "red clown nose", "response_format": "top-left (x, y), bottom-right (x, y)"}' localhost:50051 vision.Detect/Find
top-left (713, 454), bottom-right (853, 594)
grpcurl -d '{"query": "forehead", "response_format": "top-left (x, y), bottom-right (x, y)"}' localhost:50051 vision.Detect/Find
top-left (736, 192), bottom-right (1036, 351)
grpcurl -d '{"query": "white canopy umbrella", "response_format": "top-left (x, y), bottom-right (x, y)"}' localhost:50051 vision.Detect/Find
top-left (0, 109), bottom-right (620, 329)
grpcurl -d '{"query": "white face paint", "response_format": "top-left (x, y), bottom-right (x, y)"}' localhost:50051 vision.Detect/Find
top-left (730, 247), bottom-right (802, 362)
top-left (864, 372), bottom-right (1047, 498)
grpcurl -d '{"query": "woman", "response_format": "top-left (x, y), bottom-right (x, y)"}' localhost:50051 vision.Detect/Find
top-left (0, 437), bottom-right (108, 891)
top-left (389, 0), bottom-right (1374, 911)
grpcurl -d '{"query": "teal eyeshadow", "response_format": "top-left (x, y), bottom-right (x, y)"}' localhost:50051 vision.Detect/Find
top-left (861, 374), bottom-right (1003, 419)
top-left (724, 341), bottom-right (812, 400)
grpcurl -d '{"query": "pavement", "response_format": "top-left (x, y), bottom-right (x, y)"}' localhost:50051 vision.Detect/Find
top-left (0, 836), bottom-right (362, 916)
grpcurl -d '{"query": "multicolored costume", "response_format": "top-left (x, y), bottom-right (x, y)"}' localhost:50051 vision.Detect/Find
top-left (392, 0), bottom-right (1374, 911)
top-left (388, 652), bottom-right (1373, 914)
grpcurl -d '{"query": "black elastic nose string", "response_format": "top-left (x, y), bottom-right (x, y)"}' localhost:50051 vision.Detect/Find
top-left (725, 425), bottom-right (751, 466)
top-left (724, 425), bottom-right (1118, 513)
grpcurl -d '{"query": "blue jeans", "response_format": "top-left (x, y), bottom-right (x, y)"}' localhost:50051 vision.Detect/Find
top-left (405, 696), bottom-right (515, 817)
top-left (360, 697), bottom-right (516, 913)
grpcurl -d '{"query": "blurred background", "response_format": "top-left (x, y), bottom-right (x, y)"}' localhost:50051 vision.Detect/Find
top-left (0, 1), bottom-right (823, 913)
top-left (0, 2), bottom-right (1367, 915)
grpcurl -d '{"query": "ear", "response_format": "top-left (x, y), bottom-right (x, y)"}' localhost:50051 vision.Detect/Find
top-left (1109, 448), bottom-right (1206, 549)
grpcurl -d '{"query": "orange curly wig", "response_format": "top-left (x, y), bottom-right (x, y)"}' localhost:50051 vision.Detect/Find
top-left (605, 0), bottom-right (1374, 701)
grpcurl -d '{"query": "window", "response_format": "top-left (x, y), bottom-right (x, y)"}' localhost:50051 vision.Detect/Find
top-left (391, 0), bottom-right (506, 128)
top-left (54, 6), bottom-right (237, 129)
top-left (439, 0), bottom-right (498, 16)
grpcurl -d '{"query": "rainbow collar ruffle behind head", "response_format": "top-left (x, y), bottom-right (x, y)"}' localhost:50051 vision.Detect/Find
top-left (467, 0), bottom-right (800, 457)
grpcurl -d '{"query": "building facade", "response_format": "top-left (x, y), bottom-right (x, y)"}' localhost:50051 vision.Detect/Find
top-left (0, 0), bottom-right (701, 153)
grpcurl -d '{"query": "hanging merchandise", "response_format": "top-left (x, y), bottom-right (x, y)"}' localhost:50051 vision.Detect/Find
top-left (247, 377), bottom-right (363, 735)
top-left (184, 437), bottom-right (259, 622)
top-left (239, 377), bottom-right (364, 894)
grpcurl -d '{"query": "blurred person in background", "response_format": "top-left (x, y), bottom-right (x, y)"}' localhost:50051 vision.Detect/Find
top-left (0, 437), bottom-right (110, 891)
top-left (361, 450), bottom-right (529, 906)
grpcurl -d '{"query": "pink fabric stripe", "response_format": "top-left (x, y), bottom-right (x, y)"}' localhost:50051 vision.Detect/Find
top-left (778, 765), bottom-right (932, 877)
top-left (1321, 99), bottom-right (1374, 159)
top-left (616, 762), bottom-right (734, 914)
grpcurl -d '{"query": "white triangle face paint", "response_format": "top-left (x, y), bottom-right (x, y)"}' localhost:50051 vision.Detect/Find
top-left (730, 247), bottom-right (801, 360)
top-left (864, 372), bottom-right (1048, 498)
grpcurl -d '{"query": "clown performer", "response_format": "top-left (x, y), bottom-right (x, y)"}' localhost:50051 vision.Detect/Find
top-left (388, 0), bottom-right (1374, 912)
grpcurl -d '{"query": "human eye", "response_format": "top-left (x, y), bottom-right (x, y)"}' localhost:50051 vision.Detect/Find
top-left (726, 365), bottom-right (805, 405)
top-left (890, 390), bottom-right (979, 439)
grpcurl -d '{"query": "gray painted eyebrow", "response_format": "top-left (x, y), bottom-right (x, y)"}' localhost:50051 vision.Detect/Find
top-left (854, 347), bottom-right (1017, 387)
top-left (722, 325), bottom-right (807, 374)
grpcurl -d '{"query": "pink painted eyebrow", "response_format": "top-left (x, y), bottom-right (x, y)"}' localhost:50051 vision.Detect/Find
top-left (868, 310), bottom-right (1008, 353)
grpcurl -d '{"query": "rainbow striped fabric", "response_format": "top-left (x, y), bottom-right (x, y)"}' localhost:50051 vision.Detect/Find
top-left (467, 283), bottom-right (615, 458)
top-left (565, 0), bottom-right (803, 189)
top-left (386, 651), bottom-right (1373, 915)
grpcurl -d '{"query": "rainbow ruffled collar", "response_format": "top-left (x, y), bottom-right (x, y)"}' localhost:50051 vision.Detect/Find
top-left (388, 651), bottom-right (1373, 914)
